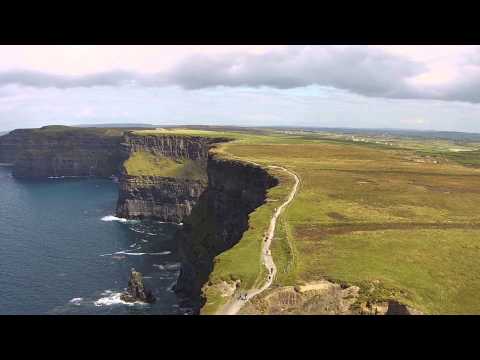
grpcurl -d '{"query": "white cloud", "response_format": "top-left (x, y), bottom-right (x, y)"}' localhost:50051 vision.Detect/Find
top-left (0, 46), bottom-right (480, 132)
top-left (0, 45), bottom-right (480, 103)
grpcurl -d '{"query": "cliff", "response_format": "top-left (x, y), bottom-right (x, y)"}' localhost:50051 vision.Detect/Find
top-left (0, 126), bottom-right (126, 178)
top-left (123, 133), bottom-right (218, 160)
top-left (115, 132), bottom-right (279, 311)
top-left (1, 126), bottom-right (280, 313)
top-left (175, 154), bottom-right (279, 311)
top-left (115, 133), bottom-right (228, 223)
top-left (0, 131), bottom-right (16, 163)
top-left (116, 175), bottom-right (206, 223)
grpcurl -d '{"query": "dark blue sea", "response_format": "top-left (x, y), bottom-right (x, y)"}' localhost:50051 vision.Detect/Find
top-left (0, 166), bottom-right (188, 315)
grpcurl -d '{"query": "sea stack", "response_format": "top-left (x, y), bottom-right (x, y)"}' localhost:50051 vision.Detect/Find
top-left (120, 268), bottom-right (156, 303)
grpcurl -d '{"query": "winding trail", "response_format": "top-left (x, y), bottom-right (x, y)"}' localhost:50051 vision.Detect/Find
top-left (218, 164), bottom-right (300, 315)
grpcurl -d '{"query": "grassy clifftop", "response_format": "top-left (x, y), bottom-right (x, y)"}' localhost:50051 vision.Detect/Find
top-left (124, 150), bottom-right (207, 182)
top-left (20, 125), bottom-right (127, 138)
top-left (113, 126), bottom-right (480, 314)
top-left (218, 130), bottom-right (480, 314)
top-left (132, 128), bottom-right (243, 139)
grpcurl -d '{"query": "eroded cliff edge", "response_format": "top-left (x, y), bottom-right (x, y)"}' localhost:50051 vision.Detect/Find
top-left (174, 154), bottom-right (278, 311)
top-left (114, 132), bottom-right (279, 311)
top-left (115, 133), bottom-right (229, 223)
top-left (0, 127), bottom-right (281, 313)
top-left (0, 126), bottom-right (126, 177)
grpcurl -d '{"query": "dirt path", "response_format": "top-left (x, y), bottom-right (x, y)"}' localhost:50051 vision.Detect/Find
top-left (218, 164), bottom-right (300, 315)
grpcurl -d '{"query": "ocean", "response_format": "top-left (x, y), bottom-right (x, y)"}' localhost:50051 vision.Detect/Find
top-left (0, 166), bottom-right (188, 315)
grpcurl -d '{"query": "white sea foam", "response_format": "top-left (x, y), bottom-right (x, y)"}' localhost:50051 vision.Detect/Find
top-left (167, 281), bottom-right (177, 292)
top-left (99, 249), bottom-right (130, 257)
top-left (129, 227), bottom-right (145, 234)
top-left (69, 297), bottom-right (83, 305)
top-left (153, 263), bottom-right (180, 272)
top-left (100, 250), bottom-right (171, 257)
top-left (153, 251), bottom-right (171, 255)
top-left (154, 220), bottom-right (183, 226)
top-left (164, 263), bottom-right (180, 271)
top-left (94, 290), bottom-right (147, 307)
top-left (101, 215), bottom-right (140, 224)
top-left (48, 175), bottom-right (85, 179)
top-left (101, 215), bottom-right (128, 223)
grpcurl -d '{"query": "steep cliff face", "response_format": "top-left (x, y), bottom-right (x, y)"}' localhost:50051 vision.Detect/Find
top-left (116, 175), bottom-right (206, 223)
top-left (123, 133), bottom-right (218, 160)
top-left (1, 127), bottom-right (126, 178)
top-left (175, 155), bottom-right (279, 310)
top-left (116, 134), bottom-right (228, 223)
top-left (0, 131), bottom-right (17, 163)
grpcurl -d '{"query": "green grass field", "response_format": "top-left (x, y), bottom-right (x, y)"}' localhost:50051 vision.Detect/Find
top-left (125, 127), bottom-right (480, 314)
top-left (208, 130), bottom-right (480, 314)
top-left (132, 128), bottom-right (244, 139)
top-left (124, 150), bottom-right (207, 182)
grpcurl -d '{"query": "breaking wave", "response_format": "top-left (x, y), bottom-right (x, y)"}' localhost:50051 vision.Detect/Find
top-left (101, 215), bottom-right (128, 223)
top-left (69, 297), bottom-right (84, 306)
top-left (101, 215), bottom-right (140, 224)
top-left (94, 290), bottom-right (147, 307)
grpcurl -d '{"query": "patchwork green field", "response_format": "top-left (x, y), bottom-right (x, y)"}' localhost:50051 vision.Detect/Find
top-left (201, 129), bottom-right (480, 314)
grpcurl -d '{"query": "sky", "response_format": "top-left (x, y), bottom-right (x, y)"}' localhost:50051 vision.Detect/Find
top-left (1, 45), bottom-right (480, 132)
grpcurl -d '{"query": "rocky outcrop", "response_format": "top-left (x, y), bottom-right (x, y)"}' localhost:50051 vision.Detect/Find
top-left (116, 175), bottom-right (206, 223)
top-left (175, 155), bottom-right (279, 311)
top-left (238, 281), bottom-right (423, 315)
top-left (115, 133), bottom-right (228, 223)
top-left (1, 126), bottom-right (126, 178)
top-left (120, 268), bottom-right (156, 303)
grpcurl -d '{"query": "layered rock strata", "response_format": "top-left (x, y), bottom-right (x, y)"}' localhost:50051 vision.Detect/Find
top-left (116, 175), bottom-right (206, 223)
top-left (115, 134), bottom-right (228, 223)
top-left (0, 127), bottom-right (125, 178)
top-left (174, 155), bottom-right (279, 311)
